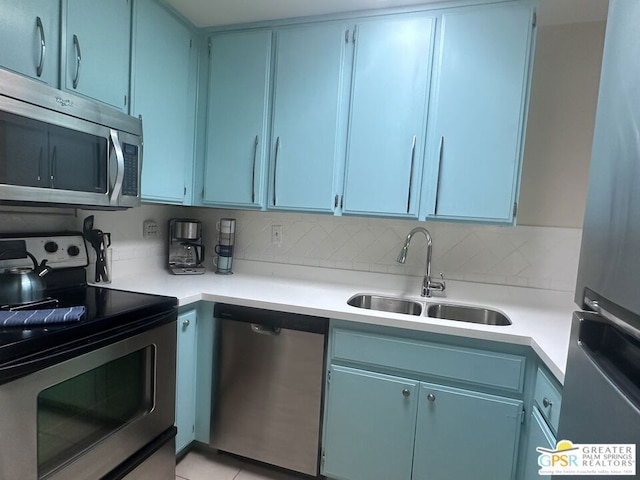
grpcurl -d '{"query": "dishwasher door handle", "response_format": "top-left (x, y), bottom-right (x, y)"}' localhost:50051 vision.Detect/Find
top-left (251, 323), bottom-right (281, 336)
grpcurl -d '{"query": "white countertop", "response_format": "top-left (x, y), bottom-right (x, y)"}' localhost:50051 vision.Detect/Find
top-left (104, 260), bottom-right (576, 384)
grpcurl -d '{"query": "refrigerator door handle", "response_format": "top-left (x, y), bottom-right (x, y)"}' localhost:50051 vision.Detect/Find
top-left (583, 293), bottom-right (640, 342)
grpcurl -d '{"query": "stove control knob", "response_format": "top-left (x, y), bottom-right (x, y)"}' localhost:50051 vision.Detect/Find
top-left (44, 241), bottom-right (58, 253)
top-left (67, 245), bottom-right (80, 256)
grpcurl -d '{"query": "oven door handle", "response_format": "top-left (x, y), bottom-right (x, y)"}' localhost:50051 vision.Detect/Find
top-left (0, 311), bottom-right (175, 385)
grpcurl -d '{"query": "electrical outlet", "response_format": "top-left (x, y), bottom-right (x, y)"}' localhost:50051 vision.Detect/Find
top-left (143, 220), bottom-right (159, 238)
top-left (271, 225), bottom-right (283, 245)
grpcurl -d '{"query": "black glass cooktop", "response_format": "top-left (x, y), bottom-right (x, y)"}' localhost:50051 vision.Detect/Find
top-left (0, 285), bottom-right (177, 369)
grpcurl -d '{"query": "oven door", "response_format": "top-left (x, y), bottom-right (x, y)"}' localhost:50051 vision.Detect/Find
top-left (0, 320), bottom-right (176, 480)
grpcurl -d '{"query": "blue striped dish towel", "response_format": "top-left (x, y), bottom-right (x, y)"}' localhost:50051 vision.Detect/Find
top-left (0, 306), bottom-right (86, 327)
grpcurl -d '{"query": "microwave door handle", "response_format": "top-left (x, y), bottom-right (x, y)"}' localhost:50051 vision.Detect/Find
top-left (109, 129), bottom-right (125, 206)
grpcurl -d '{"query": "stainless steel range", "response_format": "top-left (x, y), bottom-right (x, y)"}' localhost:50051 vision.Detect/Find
top-left (0, 232), bottom-right (178, 480)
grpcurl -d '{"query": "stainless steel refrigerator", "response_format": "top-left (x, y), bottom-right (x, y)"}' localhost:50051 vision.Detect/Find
top-left (557, 0), bottom-right (640, 457)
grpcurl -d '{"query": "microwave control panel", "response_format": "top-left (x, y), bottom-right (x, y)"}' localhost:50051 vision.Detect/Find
top-left (122, 143), bottom-right (139, 197)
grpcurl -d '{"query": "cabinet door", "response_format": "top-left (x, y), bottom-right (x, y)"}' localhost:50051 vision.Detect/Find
top-left (522, 408), bottom-right (555, 480)
top-left (132, 0), bottom-right (193, 204)
top-left (65, 0), bottom-right (131, 110)
top-left (343, 16), bottom-right (434, 217)
top-left (412, 382), bottom-right (523, 480)
top-left (322, 366), bottom-right (418, 480)
top-left (0, 0), bottom-right (60, 85)
top-left (270, 23), bottom-right (346, 212)
top-left (203, 30), bottom-right (271, 208)
top-left (176, 310), bottom-right (197, 453)
top-left (423, 4), bottom-right (534, 223)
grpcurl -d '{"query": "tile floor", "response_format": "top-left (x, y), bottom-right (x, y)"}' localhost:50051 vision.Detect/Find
top-left (176, 450), bottom-right (307, 480)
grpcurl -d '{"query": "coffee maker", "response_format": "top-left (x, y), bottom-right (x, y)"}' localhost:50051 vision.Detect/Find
top-left (168, 219), bottom-right (205, 275)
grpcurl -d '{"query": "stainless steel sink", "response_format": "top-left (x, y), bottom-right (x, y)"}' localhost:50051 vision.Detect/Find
top-left (347, 294), bottom-right (423, 316)
top-left (426, 303), bottom-right (511, 326)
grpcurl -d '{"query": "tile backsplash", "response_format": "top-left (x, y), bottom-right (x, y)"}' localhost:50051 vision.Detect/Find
top-left (194, 209), bottom-right (582, 292)
top-left (0, 205), bottom-right (583, 292)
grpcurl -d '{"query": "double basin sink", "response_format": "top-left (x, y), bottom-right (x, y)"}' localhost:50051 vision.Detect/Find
top-left (347, 294), bottom-right (511, 326)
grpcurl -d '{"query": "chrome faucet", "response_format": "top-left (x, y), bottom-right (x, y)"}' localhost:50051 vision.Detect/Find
top-left (397, 227), bottom-right (446, 297)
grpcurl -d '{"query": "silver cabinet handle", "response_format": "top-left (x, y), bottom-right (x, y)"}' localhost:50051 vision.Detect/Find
top-left (407, 135), bottom-right (417, 213)
top-left (37, 146), bottom-right (44, 183)
top-left (434, 135), bottom-right (444, 215)
top-left (251, 135), bottom-right (259, 204)
top-left (402, 388), bottom-right (411, 397)
top-left (36, 16), bottom-right (46, 77)
top-left (427, 393), bottom-right (436, 402)
top-left (542, 397), bottom-right (552, 408)
top-left (50, 145), bottom-right (57, 187)
top-left (72, 34), bottom-right (82, 89)
top-left (109, 129), bottom-right (125, 206)
top-left (273, 136), bottom-right (280, 206)
top-left (182, 319), bottom-right (190, 328)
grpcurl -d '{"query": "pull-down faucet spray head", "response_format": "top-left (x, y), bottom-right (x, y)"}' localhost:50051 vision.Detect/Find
top-left (396, 227), bottom-right (445, 297)
top-left (397, 242), bottom-right (409, 264)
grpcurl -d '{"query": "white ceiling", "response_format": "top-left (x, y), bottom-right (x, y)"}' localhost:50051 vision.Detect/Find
top-left (165, 0), bottom-right (609, 28)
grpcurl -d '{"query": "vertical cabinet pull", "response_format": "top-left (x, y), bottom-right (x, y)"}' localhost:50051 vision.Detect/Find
top-left (37, 147), bottom-right (44, 183)
top-left (35, 17), bottom-right (46, 77)
top-left (434, 136), bottom-right (444, 215)
top-left (251, 135), bottom-right (259, 204)
top-left (407, 135), bottom-right (417, 213)
top-left (273, 137), bottom-right (280, 206)
top-left (50, 146), bottom-right (57, 187)
top-left (72, 34), bottom-right (82, 89)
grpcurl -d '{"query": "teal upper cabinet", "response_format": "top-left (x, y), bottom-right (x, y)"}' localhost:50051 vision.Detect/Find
top-left (342, 16), bottom-right (434, 217)
top-left (269, 23), bottom-right (347, 212)
top-left (421, 3), bottom-right (535, 223)
top-left (203, 30), bottom-right (272, 208)
top-left (322, 366), bottom-right (418, 480)
top-left (0, 0), bottom-right (60, 86)
top-left (412, 382), bottom-right (523, 480)
top-left (132, 0), bottom-right (194, 204)
top-left (64, 0), bottom-right (131, 110)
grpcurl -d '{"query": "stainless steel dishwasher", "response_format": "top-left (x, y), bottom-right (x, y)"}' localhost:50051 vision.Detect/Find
top-left (210, 304), bottom-right (328, 477)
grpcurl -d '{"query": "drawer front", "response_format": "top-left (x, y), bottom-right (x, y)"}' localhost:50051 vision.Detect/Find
top-left (533, 367), bottom-right (562, 433)
top-left (332, 329), bottom-right (526, 393)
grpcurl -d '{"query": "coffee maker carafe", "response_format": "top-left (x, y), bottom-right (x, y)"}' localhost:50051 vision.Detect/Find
top-left (168, 219), bottom-right (205, 275)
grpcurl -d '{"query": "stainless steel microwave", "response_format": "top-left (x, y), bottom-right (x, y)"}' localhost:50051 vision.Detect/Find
top-left (0, 68), bottom-right (142, 209)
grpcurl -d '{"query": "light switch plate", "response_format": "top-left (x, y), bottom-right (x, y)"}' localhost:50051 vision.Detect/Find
top-left (271, 225), bottom-right (283, 245)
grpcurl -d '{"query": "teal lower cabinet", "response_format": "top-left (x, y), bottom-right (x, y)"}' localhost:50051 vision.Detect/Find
top-left (176, 309), bottom-right (198, 453)
top-left (522, 408), bottom-right (555, 480)
top-left (322, 322), bottom-right (528, 480)
top-left (412, 383), bottom-right (523, 480)
top-left (521, 366), bottom-right (561, 480)
top-left (322, 366), bottom-right (419, 480)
